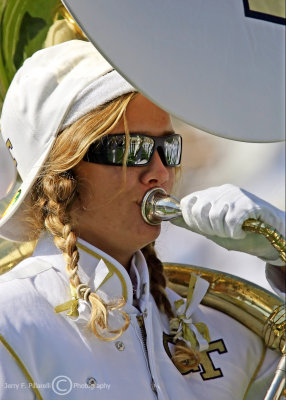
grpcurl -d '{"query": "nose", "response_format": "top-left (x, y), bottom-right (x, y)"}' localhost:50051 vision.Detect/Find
top-left (140, 150), bottom-right (171, 188)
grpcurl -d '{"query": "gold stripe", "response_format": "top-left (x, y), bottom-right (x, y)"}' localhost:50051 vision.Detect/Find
top-left (1, 189), bottom-right (21, 218)
top-left (243, 343), bottom-right (267, 400)
top-left (248, 0), bottom-right (285, 19)
top-left (77, 242), bottom-right (128, 300)
top-left (0, 333), bottom-right (44, 400)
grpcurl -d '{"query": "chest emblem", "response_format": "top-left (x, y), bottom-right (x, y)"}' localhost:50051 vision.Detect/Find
top-left (163, 334), bottom-right (228, 379)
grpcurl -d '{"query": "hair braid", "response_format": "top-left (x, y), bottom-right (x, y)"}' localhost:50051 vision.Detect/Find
top-left (142, 242), bottom-right (173, 318)
top-left (142, 242), bottom-right (201, 372)
top-left (41, 172), bottom-right (81, 289)
top-left (27, 96), bottom-right (137, 341)
top-left (33, 171), bottom-right (130, 340)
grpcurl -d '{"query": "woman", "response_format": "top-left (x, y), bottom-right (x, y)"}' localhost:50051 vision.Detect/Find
top-left (0, 39), bottom-right (284, 400)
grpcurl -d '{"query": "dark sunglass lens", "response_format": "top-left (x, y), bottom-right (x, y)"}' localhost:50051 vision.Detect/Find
top-left (105, 136), bottom-right (126, 164)
top-left (85, 134), bottom-right (181, 166)
top-left (128, 136), bottom-right (154, 165)
top-left (164, 136), bottom-right (181, 166)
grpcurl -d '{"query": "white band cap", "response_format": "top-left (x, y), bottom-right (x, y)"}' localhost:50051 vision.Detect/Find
top-left (0, 40), bottom-right (135, 241)
top-left (62, 70), bottom-right (135, 130)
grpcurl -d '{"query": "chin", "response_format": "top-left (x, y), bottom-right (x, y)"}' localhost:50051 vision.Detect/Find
top-left (139, 223), bottom-right (161, 248)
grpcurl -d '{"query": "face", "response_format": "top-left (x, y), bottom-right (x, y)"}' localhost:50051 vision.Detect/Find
top-left (73, 94), bottom-right (176, 268)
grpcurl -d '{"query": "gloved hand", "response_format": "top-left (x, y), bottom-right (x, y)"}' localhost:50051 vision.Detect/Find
top-left (172, 184), bottom-right (285, 266)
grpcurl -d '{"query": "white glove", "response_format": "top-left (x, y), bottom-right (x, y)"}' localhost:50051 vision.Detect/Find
top-left (172, 184), bottom-right (285, 266)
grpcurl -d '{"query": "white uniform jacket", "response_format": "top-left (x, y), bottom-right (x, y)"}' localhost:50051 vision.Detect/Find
top-left (0, 235), bottom-right (280, 400)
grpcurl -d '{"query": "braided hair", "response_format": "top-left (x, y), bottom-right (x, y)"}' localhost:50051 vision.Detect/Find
top-left (142, 243), bottom-right (201, 371)
top-left (28, 94), bottom-right (136, 340)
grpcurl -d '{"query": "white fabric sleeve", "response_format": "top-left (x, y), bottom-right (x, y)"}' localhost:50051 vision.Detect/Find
top-left (265, 264), bottom-right (286, 298)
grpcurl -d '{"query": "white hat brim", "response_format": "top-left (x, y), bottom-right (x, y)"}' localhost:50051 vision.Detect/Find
top-left (0, 136), bottom-right (55, 241)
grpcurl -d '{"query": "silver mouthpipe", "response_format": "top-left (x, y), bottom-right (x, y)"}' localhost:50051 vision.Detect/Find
top-left (263, 354), bottom-right (286, 400)
top-left (141, 187), bottom-right (182, 226)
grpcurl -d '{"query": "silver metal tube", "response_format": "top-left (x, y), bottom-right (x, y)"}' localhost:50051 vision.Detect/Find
top-left (264, 354), bottom-right (286, 400)
top-left (141, 187), bottom-right (181, 225)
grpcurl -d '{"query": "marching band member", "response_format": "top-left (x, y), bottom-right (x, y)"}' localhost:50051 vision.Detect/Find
top-left (0, 39), bottom-right (284, 400)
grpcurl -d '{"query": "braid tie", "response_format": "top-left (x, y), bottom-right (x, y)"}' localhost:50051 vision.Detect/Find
top-left (76, 283), bottom-right (91, 301)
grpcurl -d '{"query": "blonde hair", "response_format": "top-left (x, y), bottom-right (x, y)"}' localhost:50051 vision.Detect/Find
top-left (28, 93), bottom-right (136, 341)
top-left (28, 90), bottom-right (198, 369)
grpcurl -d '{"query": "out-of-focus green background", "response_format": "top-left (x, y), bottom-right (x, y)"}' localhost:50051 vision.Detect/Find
top-left (0, 0), bottom-right (59, 109)
top-left (0, 0), bottom-right (60, 273)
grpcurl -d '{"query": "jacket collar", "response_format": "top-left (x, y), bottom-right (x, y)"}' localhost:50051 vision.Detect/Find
top-left (34, 234), bottom-right (150, 307)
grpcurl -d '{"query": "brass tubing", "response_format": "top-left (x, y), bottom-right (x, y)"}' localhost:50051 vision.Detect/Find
top-left (242, 219), bottom-right (286, 264)
top-left (164, 263), bottom-right (285, 353)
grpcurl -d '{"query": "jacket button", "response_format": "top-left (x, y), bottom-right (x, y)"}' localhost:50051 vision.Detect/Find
top-left (86, 377), bottom-right (97, 388)
top-left (115, 341), bottom-right (125, 351)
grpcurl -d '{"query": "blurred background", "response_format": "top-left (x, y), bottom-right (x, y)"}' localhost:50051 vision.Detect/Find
top-left (0, 0), bottom-right (285, 293)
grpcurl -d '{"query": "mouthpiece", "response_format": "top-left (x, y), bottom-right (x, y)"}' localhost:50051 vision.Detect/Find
top-left (141, 187), bottom-right (182, 225)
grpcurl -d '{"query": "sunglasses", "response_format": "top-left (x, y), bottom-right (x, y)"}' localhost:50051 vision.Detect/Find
top-left (83, 133), bottom-right (182, 167)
